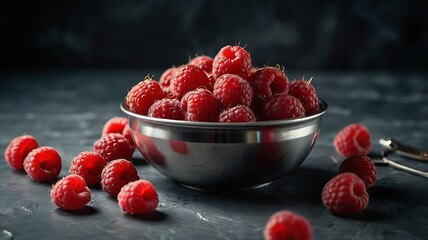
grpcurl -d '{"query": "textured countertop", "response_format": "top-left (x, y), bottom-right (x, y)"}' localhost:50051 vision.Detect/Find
top-left (1, 70), bottom-right (427, 239)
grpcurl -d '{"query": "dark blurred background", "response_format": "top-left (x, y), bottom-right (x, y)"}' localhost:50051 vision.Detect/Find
top-left (1, 0), bottom-right (427, 73)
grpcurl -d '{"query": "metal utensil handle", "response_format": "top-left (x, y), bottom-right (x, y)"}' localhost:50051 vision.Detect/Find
top-left (379, 138), bottom-right (428, 162)
top-left (383, 157), bottom-right (428, 178)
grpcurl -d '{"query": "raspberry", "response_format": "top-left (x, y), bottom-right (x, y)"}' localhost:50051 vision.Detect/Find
top-left (249, 93), bottom-right (267, 120)
top-left (339, 154), bottom-right (377, 188)
top-left (147, 98), bottom-right (185, 120)
top-left (122, 124), bottom-right (135, 149)
top-left (170, 64), bottom-right (211, 99)
top-left (181, 88), bottom-right (218, 122)
top-left (212, 45), bottom-right (252, 80)
top-left (213, 74), bottom-right (253, 109)
top-left (206, 72), bottom-right (216, 88)
top-left (261, 94), bottom-right (305, 120)
top-left (248, 67), bottom-right (258, 80)
top-left (251, 66), bottom-right (289, 99)
top-left (50, 174), bottom-right (91, 211)
top-left (189, 55), bottom-right (213, 73)
top-left (159, 67), bottom-right (177, 96)
top-left (333, 124), bottom-right (372, 157)
top-left (322, 172), bottom-right (369, 215)
top-left (23, 146), bottom-right (62, 182)
top-left (94, 133), bottom-right (134, 162)
top-left (69, 151), bottom-right (107, 186)
top-left (264, 210), bottom-right (312, 240)
top-left (4, 135), bottom-right (39, 170)
top-left (218, 105), bottom-right (257, 123)
top-left (125, 78), bottom-right (165, 115)
top-left (117, 180), bottom-right (159, 215)
top-left (102, 117), bottom-right (128, 136)
top-left (289, 79), bottom-right (320, 115)
top-left (101, 159), bottom-right (140, 197)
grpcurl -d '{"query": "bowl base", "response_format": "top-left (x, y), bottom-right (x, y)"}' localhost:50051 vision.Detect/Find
top-left (178, 181), bottom-right (273, 192)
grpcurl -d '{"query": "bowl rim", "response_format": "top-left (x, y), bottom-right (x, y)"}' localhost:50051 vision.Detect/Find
top-left (120, 99), bottom-right (327, 128)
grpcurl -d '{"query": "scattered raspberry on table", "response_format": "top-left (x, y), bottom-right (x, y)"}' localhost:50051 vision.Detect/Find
top-left (118, 179), bottom-right (159, 215)
top-left (70, 151), bottom-right (107, 186)
top-left (51, 174), bottom-right (91, 211)
top-left (122, 124), bottom-right (135, 150)
top-left (101, 159), bottom-right (140, 197)
top-left (23, 146), bottom-right (62, 182)
top-left (264, 210), bottom-right (312, 240)
top-left (339, 154), bottom-right (377, 188)
top-left (322, 172), bottom-right (369, 215)
top-left (4, 135), bottom-right (39, 170)
top-left (94, 133), bottom-right (134, 162)
top-left (334, 124), bottom-right (372, 157)
top-left (102, 117), bottom-right (128, 136)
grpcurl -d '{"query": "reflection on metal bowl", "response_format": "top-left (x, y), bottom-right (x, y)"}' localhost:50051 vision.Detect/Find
top-left (121, 99), bottom-right (327, 191)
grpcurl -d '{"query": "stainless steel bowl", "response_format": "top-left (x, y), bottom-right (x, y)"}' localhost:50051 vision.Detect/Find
top-left (121, 100), bottom-right (327, 191)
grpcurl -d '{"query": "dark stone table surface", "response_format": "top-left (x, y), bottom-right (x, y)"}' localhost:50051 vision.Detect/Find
top-left (1, 70), bottom-right (427, 239)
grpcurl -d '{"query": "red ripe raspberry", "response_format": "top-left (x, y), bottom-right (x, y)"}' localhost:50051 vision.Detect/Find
top-left (289, 80), bottom-right (320, 115)
top-left (213, 74), bottom-right (253, 109)
top-left (102, 117), bottom-right (128, 136)
top-left (248, 67), bottom-right (258, 80)
top-left (122, 124), bottom-right (135, 149)
top-left (101, 159), bottom-right (140, 197)
top-left (170, 64), bottom-right (211, 99)
top-left (212, 45), bottom-right (252, 80)
top-left (333, 124), bottom-right (372, 157)
top-left (189, 55), bottom-right (214, 73)
top-left (206, 72), bottom-right (216, 88)
top-left (262, 94), bottom-right (305, 120)
top-left (4, 135), bottom-right (39, 170)
top-left (69, 151), bottom-right (107, 186)
top-left (322, 172), bottom-right (369, 215)
top-left (147, 98), bottom-right (185, 120)
top-left (125, 78), bottom-right (165, 115)
top-left (118, 179), bottom-right (159, 215)
top-left (159, 67), bottom-right (177, 96)
top-left (264, 210), bottom-right (312, 240)
top-left (51, 174), bottom-right (91, 211)
top-left (94, 133), bottom-right (134, 162)
top-left (23, 146), bottom-right (62, 182)
top-left (339, 154), bottom-right (377, 188)
top-left (249, 93), bottom-right (268, 120)
top-left (218, 105), bottom-right (257, 123)
top-left (181, 88), bottom-right (218, 122)
top-left (251, 66), bottom-right (289, 99)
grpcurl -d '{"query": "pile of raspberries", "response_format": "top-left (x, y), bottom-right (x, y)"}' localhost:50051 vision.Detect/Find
top-left (125, 45), bottom-right (320, 123)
